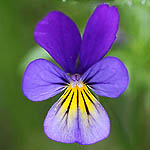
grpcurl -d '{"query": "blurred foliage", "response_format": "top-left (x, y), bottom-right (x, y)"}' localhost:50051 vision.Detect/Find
top-left (0, 0), bottom-right (150, 150)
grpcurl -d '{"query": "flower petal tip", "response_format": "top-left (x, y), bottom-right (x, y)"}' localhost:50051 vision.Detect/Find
top-left (108, 56), bottom-right (129, 99)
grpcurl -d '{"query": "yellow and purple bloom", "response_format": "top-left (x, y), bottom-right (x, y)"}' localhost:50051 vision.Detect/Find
top-left (22, 4), bottom-right (129, 145)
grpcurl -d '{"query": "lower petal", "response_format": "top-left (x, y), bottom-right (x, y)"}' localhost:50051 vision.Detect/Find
top-left (44, 83), bottom-right (110, 145)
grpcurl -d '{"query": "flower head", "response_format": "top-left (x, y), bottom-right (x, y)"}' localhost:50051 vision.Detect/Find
top-left (22, 4), bottom-right (129, 145)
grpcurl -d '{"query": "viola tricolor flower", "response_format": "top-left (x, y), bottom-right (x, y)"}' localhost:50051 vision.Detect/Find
top-left (22, 4), bottom-right (129, 145)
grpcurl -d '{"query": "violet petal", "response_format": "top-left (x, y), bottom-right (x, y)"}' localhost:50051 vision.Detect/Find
top-left (81, 56), bottom-right (129, 98)
top-left (22, 59), bottom-right (71, 101)
top-left (78, 4), bottom-right (119, 73)
top-left (34, 11), bottom-right (81, 74)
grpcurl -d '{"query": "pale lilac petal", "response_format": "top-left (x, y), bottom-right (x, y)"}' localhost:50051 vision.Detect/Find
top-left (81, 56), bottom-right (129, 98)
top-left (34, 11), bottom-right (81, 74)
top-left (22, 59), bottom-right (71, 101)
top-left (44, 83), bottom-right (110, 145)
top-left (78, 4), bottom-right (119, 73)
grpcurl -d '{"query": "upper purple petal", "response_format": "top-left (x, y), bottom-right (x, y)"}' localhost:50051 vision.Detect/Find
top-left (22, 59), bottom-right (71, 101)
top-left (34, 11), bottom-right (81, 74)
top-left (78, 4), bottom-right (119, 73)
top-left (81, 56), bottom-right (129, 98)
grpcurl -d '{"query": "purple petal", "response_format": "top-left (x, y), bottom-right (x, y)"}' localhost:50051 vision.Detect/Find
top-left (78, 4), bottom-right (119, 73)
top-left (81, 56), bottom-right (129, 98)
top-left (34, 11), bottom-right (81, 74)
top-left (44, 83), bottom-right (110, 145)
top-left (22, 59), bottom-right (71, 101)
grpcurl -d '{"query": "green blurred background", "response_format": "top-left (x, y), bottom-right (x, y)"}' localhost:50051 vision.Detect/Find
top-left (0, 0), bottom-right (150, 150)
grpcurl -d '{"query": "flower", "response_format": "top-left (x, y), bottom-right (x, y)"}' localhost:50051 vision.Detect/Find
top-left (22, 4), bottom-right (129, 145)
